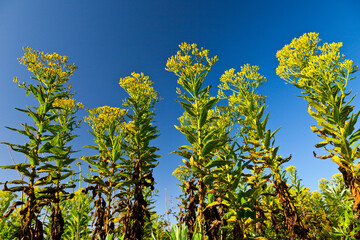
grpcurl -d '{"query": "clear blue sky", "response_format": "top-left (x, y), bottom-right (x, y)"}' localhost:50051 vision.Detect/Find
top-left (1, 0), bottom-right (360, 217)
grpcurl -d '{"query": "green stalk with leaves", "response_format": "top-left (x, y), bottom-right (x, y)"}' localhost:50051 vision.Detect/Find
top-left (276, 32), bottom-right (360, 238)
top-left (118, 72), bottom-right (160, 240)
top-left (219, 64), bottom-right (309, 239)
top-left (1, 47), bottom-right (81, 240)
top-left (82, 106), bottom-right (127, 239)
top-left (166, 43), bottom-right (229, 238)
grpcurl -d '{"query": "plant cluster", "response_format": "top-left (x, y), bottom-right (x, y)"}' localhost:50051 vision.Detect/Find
top-left (1, 33), bottom-right (360, 239)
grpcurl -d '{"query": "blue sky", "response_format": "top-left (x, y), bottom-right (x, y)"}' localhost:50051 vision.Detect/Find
top-left (1, 0), bottom-right (360, 217)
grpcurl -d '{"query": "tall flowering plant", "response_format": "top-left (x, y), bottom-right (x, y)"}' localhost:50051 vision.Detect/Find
top-left (277, 32), bottom-right (360, 238)
top-left (1, 47), bottom-right (82, 240)
top-left (82, 72), bottom-right (160, 240)
top-left (119, 72), bottom-right (160, 240)
top-left (82, 106), bottom-right (127, 239)
top-left (219, 64), bottom-right (309, 239)
top-left (166, 43), bottom-right (229, 239)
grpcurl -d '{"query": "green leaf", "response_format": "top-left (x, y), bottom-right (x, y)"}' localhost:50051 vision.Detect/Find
top-left (324, 136), bottom-right (341, 146)
top-left (35, 176), bottom-right (52, 186)
top-left (178, 102), bottom-right (196, 117)
top-left (37, 88), bottom-right (45, 104)
top-left (333, 105), bottom-right (340, 124)
top-left (49, 146), bottom-right (68, 156)
top-left (203, 98), bottom-right (219, 113)
top-left (6, 186), bottom-right (26, 192)
top-left (198, 108), bottom-right (208, 129)
top-left (181, 78), bottom-right (192, 93)
top-left (178, 145), bottom-right (195, 151)
top-left (60, 183), bottom-right (76, 189)
top-left (206, 201), bottom-right (221, 209)
top-left (84, 176), bottom-right (107, 188)
top-left (198, 85), bottom-right (211, 96)
top-left (172, 150), bottom-right (192, 159)
top-left (37, 164), bottom-right (58, 172)
top-left (255, 118), bottom-right (264, 139)
top-left (6, 180), bottom-right (28, 185)
top-left (38, 143), bottom-right (52, 154)
top-left (14, 107), bottom-right (29, 113)
top-left (350, 128), bottom-right (360, 146)
top-left (344, 112), bottom-right (360, 138)
top-left (201, 140), bottom-right (218, 156)
top-left (27, 108), bottom-right (41, 124)
top-left (271, 146), bottom-right (279, 160)
top-left (194, 73), bottom-right (205, 96)
top-left (264, 129), bottom-right (270, 149)
top-left (203, 129), bottom-right (218, 144)
top-left (205, 160), bottom-right (230, 169)
top-left (174, 125), bottom-right (196, 145)
top-left (1, 162), bottom-right (30, 170)
top-left (315, 141), bottom-right (328, 148)
top-left (270, 127), bottom-right (280, 139)
top-left (83, 145), bottom-right (99, 150)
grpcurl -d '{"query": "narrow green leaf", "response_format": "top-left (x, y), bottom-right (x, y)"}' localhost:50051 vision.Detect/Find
top-left (194, 74), bottom-right (205, 96)
top-left (350, 128), bottom-right (360, 146)
top-left (201, 140), bottom-right (218, 156)
top-left (6, 180), bottom-right (28, 185)
top-left (203, 98), bottom-right (219, 113)
top-left (198, 108), bottom-right (208, 129)
top-left (264, 130), bottom-right (270, 149)
top-left (205, 160), bottom-right (230, 169)
top-left (315, 141), bottom-right (328, 148)
top-left (27, 108), bottom-right (41, 124)
top-left (172, 150), bottom-right (192, 159)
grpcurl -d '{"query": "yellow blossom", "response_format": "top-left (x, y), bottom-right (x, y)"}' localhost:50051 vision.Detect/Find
top-left (84, 106), bottom-right (126, 133)
top-left (53, 98), bottom-right (83, 112)
top-left (219, 64), bottom-right (266, 110)
top-left (18, 47), bottom-right (77, 86)
top-left (276, 33), bottom-right (320, 80)
top-left (165, 42), bottom-right (218, 82)
top-left (119, 72), bottom-right (159, 102)
top-left (285, 165), bottom-right (296, 173)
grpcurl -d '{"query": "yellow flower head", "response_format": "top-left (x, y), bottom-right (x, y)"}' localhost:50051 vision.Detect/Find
top-left (18, 47), bottom-right (77, 86)
top-left (119, 72), bottom-right (159, 102)
top-left (276, 33), bottom-right (320, 80)
top-left (285, 165), bottom-right (296, 173)
top-left (84, 106), bottom-right (126, 133)
top-left (53, 98), bottom-right (83, 112)
top-left (311, 190), bottom-right (322, 201)
top-left (276, 33), bottom-right (320, 79)
top-left (219, 64), bottom-right (266, 110)
top-left (331, 173), bottom-right (343, 183)
top-left (276, 32), bottom-right (356, 90)
top-left (318, 178), bottom-right (328, 190)
top-left (165, 42), bottom-right (218, 82)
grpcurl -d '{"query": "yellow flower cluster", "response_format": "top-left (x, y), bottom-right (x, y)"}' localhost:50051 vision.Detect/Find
top-left (276, 33), bottom-right (320, 81)
top-left (318, 178), bottom-right (328, 190)
top-left (285, 165), bottom-right (296, 173)
top-left (220, 65), bottom-right (265, 90)
top-left (119, 72), bottom-right (159, 101)
top-left (219, 64), bottom-right (266, 107)
top-left (165, 42), bottom-right (218, 80)
top-left (53, 98), bottom-right (84, 111)
top-left (311, 190), bottom-right (321, 200)
top-left (84, 106), bottom-right (126, 133)
top-left (18, 46), bottom-right (77, 85)
top-left (330, 173), bottom-right (343, 182)
top-left (276, 32), bottom-right (356, 89)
